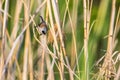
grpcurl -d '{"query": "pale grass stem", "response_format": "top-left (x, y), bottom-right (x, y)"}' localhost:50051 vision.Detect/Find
top-left (98, 0), bottom-right (116, 80)
top-left (47, 1), bottom-right (64, 80)
top-left (1, 0), bottom-right (119, 80)
top-left (1, 1), bottom-right (46, 79)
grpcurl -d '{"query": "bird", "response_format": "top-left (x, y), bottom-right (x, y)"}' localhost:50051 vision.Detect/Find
top-left (36, 16), bottom-right (65, 45)
top-left (36, 16), bottom-right (48, 35)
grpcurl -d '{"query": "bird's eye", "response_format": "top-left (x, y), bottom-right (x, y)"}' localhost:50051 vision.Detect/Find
top-left (42, 30), bottom-right (46, 34)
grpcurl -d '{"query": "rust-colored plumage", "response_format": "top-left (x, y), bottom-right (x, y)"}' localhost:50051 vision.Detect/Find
top-left (47, 24), bottom-right (65, 44)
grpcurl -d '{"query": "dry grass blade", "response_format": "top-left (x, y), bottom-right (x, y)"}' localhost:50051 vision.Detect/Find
top-left (2, 0), bottom-right (9, 42)
top-left (47, 1), bottom-right (63, 79)
top-left (0, 0), bottom-right (9, 79)
top-left (98, 0), bottom-right (116, 79)
top-left (47, 0), bottom-right (59, 54)
top-left (1, 0), bottom-right (9, 65)
top-left (113, 7), bottom-right (120, 50)
top-left (10, 0), bottom-right (22, 41)
top-left (83, 0), bottom-right (89, 79)
top-left (71, 0), bottom-right (78, 70)
top-left (51, 0), bottom-right (66, 80)
top-left (22, 0), bottom-right (30, 80)
top-left (1, 0), bottom-right (46, 78)
top-left (51, 0), bottom-right (77, 80)
top-left (0, 9), bottom-right (11, 18)
top-left (115, 65), bottom-right (120, 80)
top-left (0, 0), bottom-right (119, 80)
top-left (0, 1), bottom-right (3, 79)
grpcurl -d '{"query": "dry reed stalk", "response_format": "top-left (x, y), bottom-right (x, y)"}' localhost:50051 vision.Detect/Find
top-left (93, 0), bottom-right (109, 79)
top-left (11, 0), bottom-right (22, 41)
top-left (28, 49), bottom-right (33, 80)
top-left (1, 0), bottom-right (9, 67)
top-left (51, 0), bottom-right (66, 58)
top-left (113, 7), bottom-right (120, 50)
top-left (59, 47), bottom-right (64, 79)
top-left (49, 1), bottom-right (66, 80)
top-left (83, 0), bottom-right (87, 79)
top-left (22, 0), bottom-right (30, 80)
top-left (22, 1), bottom-right (34, 80)
top-left (1, 1), bottom-right (46, 78)
top-left (51, 0), bottom-right (75, 80)
top-left (45, 7), bottom-right (48, 23)
top-left (47, 1), bottom-right (64, 80)
top-left (2, 0), bottom-right (9, 45)
top-left (84, 0), bottom-right (93, 79)
top-left (113, 7), bottom-right (120, 80)
top-left (14, 57), bottom-right (22, 80)
top-left (115, 64), bottom-right (120, 80)
top-left (33, 25), bottom-right (79, 80)
top-left (83, 0), bottom-right (92, 79)
top-left (23, 36), bottom-right (28, 80)
top-left (47, 0), bottom-right (59, 56)
top-left (61, 1), bottom-right (72, 78)
top-left (70, 0), bottom-right (78, 69)
top-left (45, 6), bottom-right (55, 80)
top-left (0, 0), bottom-right (2, 47)
top-left (99, 0), bottom-right (116, 80)
top-left (0, 1), bottom-right (3, 79)
top-left (4, 1), bottom-right (23, 79)
top-left (62, 0), bottom-right (69, 29)
top-left (0, 0), bottom-right (9, 79)
top-left (49, 0), bottom-right (79, 79)
top-left (0, 54), bottom-right (4, 80)
top-left (47, 24), bottom-right (65, 80)
top-left (8, 37), bottom-right (23, 80)
top-left (54, 1), bottom-right (64, 77)
top-left (67, 8), bottom-right (75, 80)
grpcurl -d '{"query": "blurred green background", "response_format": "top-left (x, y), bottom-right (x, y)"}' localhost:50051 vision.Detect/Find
top-left (1, 0), bottom-right (120, 79)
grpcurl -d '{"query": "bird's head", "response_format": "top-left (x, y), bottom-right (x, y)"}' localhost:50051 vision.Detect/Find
top-left (36, 16), bottom-right (48, 35)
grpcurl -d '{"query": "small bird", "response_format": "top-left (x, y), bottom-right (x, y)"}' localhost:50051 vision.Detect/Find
top-left (36, 16), bottom-right (48, 35)
top-left (36, 16), bottom-right (65, 45)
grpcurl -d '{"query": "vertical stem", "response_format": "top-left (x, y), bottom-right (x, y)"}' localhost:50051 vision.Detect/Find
top-left (83, 0), bottom-right (88, 79)
top-left (1, 0), bottom-right (9, 79)
top-left (0, 0), bottom-right (3, 79)
top-left (47, 0), bottom-right (59, 54)
top-left (105, 0), bottom-right (116, 79)
top-left (11, 0), bottom-right (22, 40)
top-left (51, 0), bottom-right (66, 56)
top-left (29, 44), bottom-right (33, 80)
top-left (1, 0), bottom-right (9, 64)
top-left (107, 0), bottom-right (116, 55)
top-left (71, 0), bottom-right (78, 69)
top-left (23, 0), bottom-right (30, 80)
